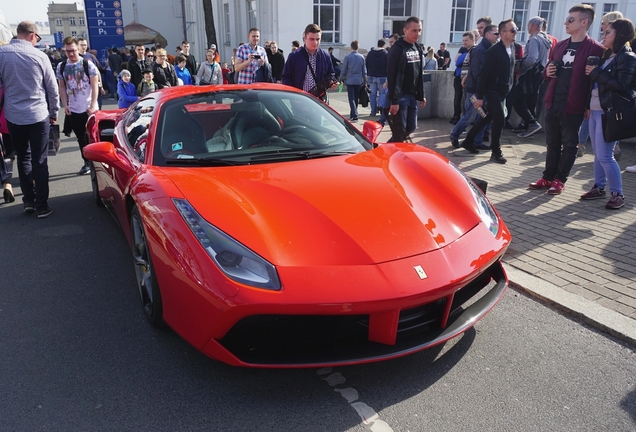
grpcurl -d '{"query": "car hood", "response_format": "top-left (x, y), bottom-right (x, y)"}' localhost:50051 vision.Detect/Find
top-left (160, 145), bottom-right (484, 266)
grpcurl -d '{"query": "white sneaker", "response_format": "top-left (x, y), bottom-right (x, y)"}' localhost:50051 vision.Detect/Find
top-left (626, 164), bottom-right (636, 173)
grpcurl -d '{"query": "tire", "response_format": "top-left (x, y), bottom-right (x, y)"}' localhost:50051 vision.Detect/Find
top-left (130, 205), bottom-right (165, 327)
top-left (90, 162), bottom-right (105, 207)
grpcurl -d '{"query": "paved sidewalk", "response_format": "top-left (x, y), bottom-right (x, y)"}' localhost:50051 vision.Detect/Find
top-left (327, 90), bottom-right (636, 346)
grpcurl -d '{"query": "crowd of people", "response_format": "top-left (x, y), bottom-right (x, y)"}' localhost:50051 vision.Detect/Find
top-left (1, 4), bottom-right (635, 218)
top-left (445, 5), bottom-right (636, 210)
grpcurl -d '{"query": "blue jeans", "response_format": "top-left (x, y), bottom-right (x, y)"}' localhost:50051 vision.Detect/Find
top-left (378, 89), bottom-right (389, 125)
top-left (347, 84), bottom-right (361, 119)
top-left (394, 94), bottom-right (418, 139)
top-left (589, 110), bottom-right (622, 194)
top-left (7, 120), bottom-right (50, 211)
top-left (578, 117), bottom-right (590, 144)
top-left (368, 76), bottom-right (386, 115)
top-left (450, 91), bottom-right (485, 145)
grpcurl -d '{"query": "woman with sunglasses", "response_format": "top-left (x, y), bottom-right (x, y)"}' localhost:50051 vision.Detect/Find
top-left (151, 48), bottom-right (178, 89)
top-left (582, 18), bottom-right (636, 209)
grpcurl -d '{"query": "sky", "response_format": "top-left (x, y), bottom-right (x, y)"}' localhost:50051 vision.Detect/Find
top-left (1, 0), bottom-right (59, 25)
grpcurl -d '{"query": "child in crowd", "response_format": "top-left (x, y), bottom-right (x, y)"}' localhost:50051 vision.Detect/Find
top-left (221, 62), bottom-right (231, 84)
top-left (138, 69), bottom-right (157, 97)
top-left (117, 69), bottom-right (139, 109)
top-left (175, 54), bottom-right (193, 85)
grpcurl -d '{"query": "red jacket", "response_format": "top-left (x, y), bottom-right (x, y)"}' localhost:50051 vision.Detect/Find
top-left (544, 35), bottom-right (604, 115)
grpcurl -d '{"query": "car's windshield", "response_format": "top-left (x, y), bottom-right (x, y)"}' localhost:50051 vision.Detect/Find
top-left (154, 89), bottom-right (372, 166)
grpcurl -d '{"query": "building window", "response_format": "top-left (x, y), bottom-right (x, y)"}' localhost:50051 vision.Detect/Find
top-left (603, 2), bottom-right (617, 13)
top-left (224, 3), bottom-right (231, 44)
top-left (70, 17), bottom-right (76, 26)
top-left (56, 17), bottom-right (62, 26)
top-left (449, 0), bottom-right (472, 44)
top-left (600, 3), bottom-right (617, 38)
top-left (247, 0), bottom-right (257, 29)
top-left (383, 0), bottom-right (412, 16)
top-left (537, 1), bottom-right (555, 34)
top-left (79, 16), bottom-right (85, 26)
top-left (313, 0), bottom-right (340, 44)
top-left (511, 0), bottom-right (529, 42)
top-left (71, 31), bottom-right (77, 37)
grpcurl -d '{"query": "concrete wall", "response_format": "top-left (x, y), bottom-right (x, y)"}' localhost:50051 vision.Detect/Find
top-left (427, 70), bottom-right (455, 119)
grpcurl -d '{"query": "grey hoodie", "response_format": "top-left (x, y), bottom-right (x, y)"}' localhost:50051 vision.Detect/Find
top-left (519, 31), bottom-right (552, 76)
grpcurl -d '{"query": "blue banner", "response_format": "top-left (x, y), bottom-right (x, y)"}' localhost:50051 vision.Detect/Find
top-left (84, 0), bottom-right (126, 62)
top-left (54, 32), bottom-right (64, 49)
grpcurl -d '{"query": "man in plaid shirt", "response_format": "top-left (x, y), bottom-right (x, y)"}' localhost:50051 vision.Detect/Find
top-left (235, 28), bottom-right (269, 84)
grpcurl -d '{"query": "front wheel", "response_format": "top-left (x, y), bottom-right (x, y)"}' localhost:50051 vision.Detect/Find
top-left (130, 205), bottom-right (164, 327)
top-left (90, 162), bottom-right (105, 207)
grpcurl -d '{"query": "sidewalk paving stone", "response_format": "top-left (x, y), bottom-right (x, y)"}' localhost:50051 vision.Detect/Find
top-left (325, 90), bottom-right (636, 344)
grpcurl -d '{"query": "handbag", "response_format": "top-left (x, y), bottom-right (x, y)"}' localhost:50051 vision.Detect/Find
top-left (48, 124), bottom-right (61, 156)
top-left (301, 48), bottom-right (337, 101)
top-left (359, 84), bottom-right (370, 107)
top-left (601, 93), bottom-right (636, 142)
top-left (0, 135), bottom-right (12, 183)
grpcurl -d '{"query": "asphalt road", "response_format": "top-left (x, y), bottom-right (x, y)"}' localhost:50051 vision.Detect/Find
top-left (1, 131), bottom-right (635, 431)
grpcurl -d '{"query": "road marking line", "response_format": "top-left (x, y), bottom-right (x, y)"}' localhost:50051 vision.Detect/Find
top-left (317, 367), bottom-right (394, 432)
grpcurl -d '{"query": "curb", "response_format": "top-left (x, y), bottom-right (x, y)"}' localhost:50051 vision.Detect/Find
top-left (506, 265), bottom-right (636, 347)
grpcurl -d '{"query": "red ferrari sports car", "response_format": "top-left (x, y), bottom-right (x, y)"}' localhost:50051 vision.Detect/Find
top-left (84, 84), bottom-right (511, 368)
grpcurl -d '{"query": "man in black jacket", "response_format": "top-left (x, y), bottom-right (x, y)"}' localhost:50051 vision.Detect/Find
top-left (387, 16), bottom-right (427, 142)
top-left (267, 41), bottom-right (285, 83)
top-left (129, 44), bottom-right (152, 89)
top-left (366, 39), bottom-right (388, 116)
top-left (460, 19), bottom-right (517, 163)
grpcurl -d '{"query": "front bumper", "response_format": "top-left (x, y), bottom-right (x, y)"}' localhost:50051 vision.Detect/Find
top-left (202, 261), bottom-right (507, 368)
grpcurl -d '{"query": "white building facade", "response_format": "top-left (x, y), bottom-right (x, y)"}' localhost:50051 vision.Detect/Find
top-left (214, 0), bottom-right (636, 66)
top-left (120, 0), bottom-right (636, 67)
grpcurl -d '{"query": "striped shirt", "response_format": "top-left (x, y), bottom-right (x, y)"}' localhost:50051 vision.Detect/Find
top-left (0, 39), bottom-right (59, 125)
top-left (236, 44), bottom-right (268, 84)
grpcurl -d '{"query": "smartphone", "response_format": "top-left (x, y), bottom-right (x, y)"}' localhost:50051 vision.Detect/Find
top-left (252, 55), bottom-right (261, 59)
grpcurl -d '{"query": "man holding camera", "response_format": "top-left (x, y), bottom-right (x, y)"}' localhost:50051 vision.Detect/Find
top-left (529, 4), bottom-right (604, 195)
top-left (235, 28), bottom-right (269, 84)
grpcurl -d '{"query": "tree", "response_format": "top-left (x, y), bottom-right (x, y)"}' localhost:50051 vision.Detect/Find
top-left (202, 0), bottom-right (218, 49)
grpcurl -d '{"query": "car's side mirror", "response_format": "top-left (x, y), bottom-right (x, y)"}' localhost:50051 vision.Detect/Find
top-left (83, 141), bottom-right (135, 175)
top-left (362, 120), bottom-right (383, 145)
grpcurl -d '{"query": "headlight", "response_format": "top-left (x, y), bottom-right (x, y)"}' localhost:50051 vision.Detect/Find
top-left (449, 163), bottom-right (500, 237)
top-left (173, 199), bottom-right (281, 290)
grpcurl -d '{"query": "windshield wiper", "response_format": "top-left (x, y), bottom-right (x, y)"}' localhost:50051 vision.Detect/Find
top-left (250, 150), bottom-right (359, 162)
top-left (165, 157), bottom-right (244, 166)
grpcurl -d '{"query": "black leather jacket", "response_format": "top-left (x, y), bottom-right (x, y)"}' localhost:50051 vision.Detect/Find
top-left (589, 45), bottom-right (636, 111)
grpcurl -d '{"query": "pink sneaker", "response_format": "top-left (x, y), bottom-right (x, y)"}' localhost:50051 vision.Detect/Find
top-left (529, 178), bottom-right (552, 189)
top-left (547, 179), bottom-right (565, 195)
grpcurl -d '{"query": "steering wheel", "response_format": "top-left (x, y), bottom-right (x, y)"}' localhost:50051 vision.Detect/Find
top-left (278, 125), bottom-right (308, 137)
top-left (249, 125), bottom-right (310, 148)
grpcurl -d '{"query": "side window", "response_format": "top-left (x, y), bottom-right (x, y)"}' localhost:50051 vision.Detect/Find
top-left (124, 98), bottom-right (156, 160)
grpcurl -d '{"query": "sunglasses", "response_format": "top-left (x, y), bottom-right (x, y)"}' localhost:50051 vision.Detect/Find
top-left (566, 16), bottom-right (586, 23)
top-left (492, 32), bottom-right (500, 36)
top-left (32, 32), bottom-right (41, 43)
